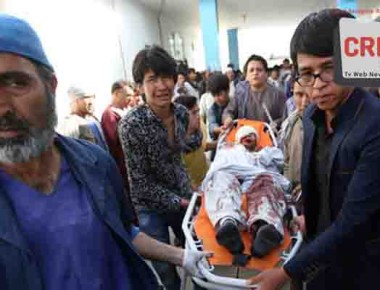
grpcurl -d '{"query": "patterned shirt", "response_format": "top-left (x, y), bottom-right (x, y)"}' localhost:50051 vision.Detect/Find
top-left (119, 103), bottom-right (192, 212)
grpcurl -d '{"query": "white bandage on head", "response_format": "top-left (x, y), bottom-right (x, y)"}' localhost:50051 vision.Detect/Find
top-left (235, 125), bottom-right (259, 144)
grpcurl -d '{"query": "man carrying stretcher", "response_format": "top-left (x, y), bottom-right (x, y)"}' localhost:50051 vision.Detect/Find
top-left (202, 125), bottom-right (290, 259)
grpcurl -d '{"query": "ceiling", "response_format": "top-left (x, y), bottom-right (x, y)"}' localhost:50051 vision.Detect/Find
top-left (137, 0), bottom-right (380, 47)
top-left (217, 0), bottom-right (331, 30)
top-left (138, 0), bottom-right (337, 30)
top-left (138, 0), bottom-right (335, 16)
top-left (139, 0), bottom-right (380, 24)
top-left (139, 0), bottom-right (198, 16)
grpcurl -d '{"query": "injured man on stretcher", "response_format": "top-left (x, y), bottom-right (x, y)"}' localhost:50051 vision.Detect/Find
top-left (202, 125), bottom-right (291, 259)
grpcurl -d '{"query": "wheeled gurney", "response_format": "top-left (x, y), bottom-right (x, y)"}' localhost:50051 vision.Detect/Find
top-left (181, 119), bottom-right (303, 290)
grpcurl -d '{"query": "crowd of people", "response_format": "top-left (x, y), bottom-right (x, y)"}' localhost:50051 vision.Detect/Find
top-left (0, 7), bottom-right (379, 290)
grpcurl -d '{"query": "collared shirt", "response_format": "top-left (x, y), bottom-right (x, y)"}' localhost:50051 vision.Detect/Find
top-left (119, 103), bottom-right (192, 212)
top-left (111, 106), bottom-right (129, 118)
top-left (312, 112), bottom-right (333, 235)
top-left (283, 88), bottom-right (380, 286)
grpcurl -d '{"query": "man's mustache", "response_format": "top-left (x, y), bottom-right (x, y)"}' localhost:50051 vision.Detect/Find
top-left (0, 111), bottom-right (29, 132)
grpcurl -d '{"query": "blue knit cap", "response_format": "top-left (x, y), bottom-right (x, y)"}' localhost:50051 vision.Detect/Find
top-left (0, 13), bottom-right (53, 71)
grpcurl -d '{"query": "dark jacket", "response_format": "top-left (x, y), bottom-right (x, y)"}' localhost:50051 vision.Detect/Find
top-left (284, 88), bottom-right (380, 289)
top-left (0, 135), bottom-right (158, 290)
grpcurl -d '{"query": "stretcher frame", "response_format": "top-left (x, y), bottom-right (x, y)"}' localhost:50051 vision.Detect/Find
top-left (181, 120), bottom-right (303, 289)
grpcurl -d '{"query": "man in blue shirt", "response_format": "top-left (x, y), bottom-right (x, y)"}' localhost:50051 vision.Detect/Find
top-left (0, 13), bottom-right (208, 290)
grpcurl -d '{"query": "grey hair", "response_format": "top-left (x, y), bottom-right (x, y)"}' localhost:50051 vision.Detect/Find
top-left (0, 62), bottom-right (57, 163)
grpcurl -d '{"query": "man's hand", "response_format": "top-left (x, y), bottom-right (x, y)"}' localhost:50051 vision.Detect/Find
top-left (213, 127), bottom-right (224, 138)
top-left (247, 267), bottom-right (290, 290)
top-left (269, 121), bottom-right (278, 135)
top-left (291, 184), bottom-right (302, 198)
top-left (223, 117), bottom-right (233, 130)
top-left (133, 233), bottom-right (212, 275)
top-left (205, 141), bottom-right (217, 151)
top-left (182, 249), bottom-right (213, 278)
top-left (180, 198), bottom-right (190, 208)
top-left (291, 215), bottom-right (306, 235)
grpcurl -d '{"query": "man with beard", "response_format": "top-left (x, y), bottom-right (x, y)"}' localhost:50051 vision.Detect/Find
top-left (58, 86), bottom-right (96, 143)
top-left (0, 13), bottom-right (208, 290)
top-left (59, 86), bottom-right (109, 151)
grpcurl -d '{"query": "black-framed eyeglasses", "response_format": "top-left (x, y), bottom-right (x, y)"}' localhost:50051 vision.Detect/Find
top-left (296, 67), bottom-right (334, 87)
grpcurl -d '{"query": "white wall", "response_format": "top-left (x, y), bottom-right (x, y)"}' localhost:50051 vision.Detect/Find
top-left (217, 0), bottom-right (336, 71)
top-left (159, 0), bottom-right (340, 72)
top-left (129, 0), bottom-right (380, 75)
top-left (160, 6), bottom-right (207, 71)
top-left (161, 14), bottom-right (298, 72)
top-left (2, 0), bottom-right (160, 121)
top-left (237, 24), bottom-right (297, 69)
top-left (117, 0), bottom-right (161, 78)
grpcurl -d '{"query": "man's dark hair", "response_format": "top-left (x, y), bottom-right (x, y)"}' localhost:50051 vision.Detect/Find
top-left (290, 8), bottom-right (355, 66)
top-left (111, 80), bottom-right (128, 94)
top-left (283, 58), bottom-right (290, 64)
top-left (207, 73), bottom-right (230, 96)
top-left (174, 95), bottom-right (197, 110)
top-left (243, 54), bottom-right (268, 75)
top-left (188, 68), bottom-right (196, 74)
top-left (132, 45), bottom-right (177, 84)
top-left (272, 65), bottom-right (281, 72)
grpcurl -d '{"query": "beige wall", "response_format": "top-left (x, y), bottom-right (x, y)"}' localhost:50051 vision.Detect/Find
top-left (1, 0), bottom-right (160, 121)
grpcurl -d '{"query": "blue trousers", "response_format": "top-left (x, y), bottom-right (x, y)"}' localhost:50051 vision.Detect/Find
top-left (138, 209), bottom-right (186, 290)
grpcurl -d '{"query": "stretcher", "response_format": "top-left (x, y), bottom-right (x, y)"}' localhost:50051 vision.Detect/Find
top-left (181, 119), bottom-right (303, 290)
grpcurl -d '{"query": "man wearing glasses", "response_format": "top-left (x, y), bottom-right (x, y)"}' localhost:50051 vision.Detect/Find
top-left (248, 8), bottom-right (380, 290)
